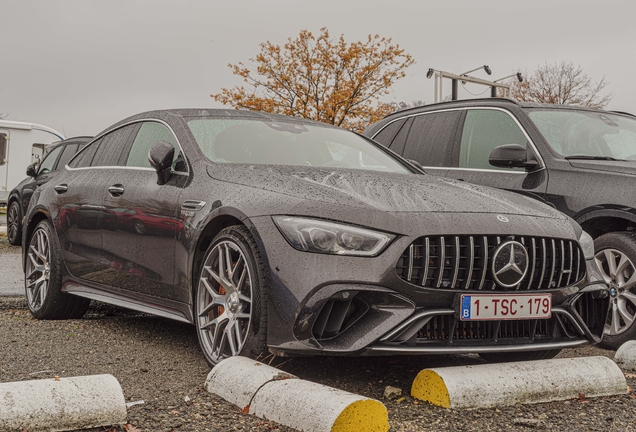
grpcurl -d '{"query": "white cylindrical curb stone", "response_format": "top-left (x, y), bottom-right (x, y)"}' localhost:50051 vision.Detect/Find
top-left (249, 378), bottom-right (387, 432)
top-left (615, 340), bottom-right (636, 370)
top-left (0, 374), bottom-right (127, 432)
top-left (206, 356), bottom-right (388, 432)
top-left (411, 356), bottom-right (628, 409)
top-left (205, 356), bottom-right (297, 410)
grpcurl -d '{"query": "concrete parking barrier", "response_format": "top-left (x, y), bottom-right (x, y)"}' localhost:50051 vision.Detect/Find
top-left (206, 356), bottom-right (388, 432)
top-left (411, 356), bottom-right (628, 409)
top-left (615, 340), bottom-right (636, 370)
top-left (0, 374), bottom-right (126, 432)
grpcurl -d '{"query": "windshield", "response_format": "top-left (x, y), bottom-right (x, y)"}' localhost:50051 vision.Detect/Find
top-left (527, 109), bottom-right (636, 160)
top-left (187, 119), bottom-right (410, 173)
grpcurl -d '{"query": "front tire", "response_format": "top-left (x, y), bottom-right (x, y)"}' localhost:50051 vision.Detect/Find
top-left (7, 201), bottom-right (22, 246)
top-left (478, 349), bottom-right (561, 363)
top-left (195, 225), bottom-right (268, 366)
top-left (594, 232), bottom-right (636, 350)
top-left (25, 219), bottom-right (90, 320)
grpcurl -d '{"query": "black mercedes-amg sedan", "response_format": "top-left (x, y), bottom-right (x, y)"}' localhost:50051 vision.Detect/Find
top-left (23, 109), bottom-right (608, 365)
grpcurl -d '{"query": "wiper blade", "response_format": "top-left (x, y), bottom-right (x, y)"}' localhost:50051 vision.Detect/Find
top-left (565, 155), bottom-right (625, 161)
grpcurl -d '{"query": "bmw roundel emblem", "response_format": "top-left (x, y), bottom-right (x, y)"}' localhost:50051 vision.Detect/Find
top-left (497, 215), bottom-right (509, 223)
top-left (491, 240), bottom-right (529, 287)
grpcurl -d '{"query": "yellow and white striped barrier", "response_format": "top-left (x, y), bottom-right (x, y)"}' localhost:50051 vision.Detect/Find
top-left (411, 356), bottom-right (628, 409)
top-left (206, 356), bottom-right (388, 432)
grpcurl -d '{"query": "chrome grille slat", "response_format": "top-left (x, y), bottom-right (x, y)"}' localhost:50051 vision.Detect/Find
top-left (478, 236), bottom-right (488, 290)
top-left (464, 236), bottom-right (474, 290)
top-left (548, 239), bottom-right (556, 289)
top-left (527, 238), bottom-right (536, 290)
top-left (407, 244), bottom-right (414, 282)
top-left (451, 236), bottom-right (460, 289)
top-left (436, 237), bottom-right (446, 288)
top-left (397, 235), bottom-right (585, 291)
top-left (422, 238), bottom-right (430, 286)
top-left (566, 241), bottom-right (573, 286)
top-left (557, 240), bottom-right (565, 287)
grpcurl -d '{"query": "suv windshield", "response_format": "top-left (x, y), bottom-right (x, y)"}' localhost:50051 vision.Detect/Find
top-left (187, 119), bottom-right (410, 173)
top-left (527, 109), bottom-right (636, 160)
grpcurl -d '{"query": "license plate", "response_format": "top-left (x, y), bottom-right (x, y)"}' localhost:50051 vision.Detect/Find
top-left (460, 294), bottom-right (551, 321)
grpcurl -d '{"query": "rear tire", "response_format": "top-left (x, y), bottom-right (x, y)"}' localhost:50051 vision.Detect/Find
top-left (594, 232), bottom-right (636, 350)
top-left (25, 219), bottom-right (90, 320)
top-left (195, 225), bottom-right (268, 366)
top-left (7, 201), bottom-right (22, 246)
top-left (478, 349), bottom-right (561, 363)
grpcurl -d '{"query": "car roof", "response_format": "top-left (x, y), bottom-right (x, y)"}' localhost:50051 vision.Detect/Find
top-left (101, 108), bottom-right (342, 138)
top-left (381, 98), bottom-right (635, 120)
top-left (48, 135), bottom-right (93, 149)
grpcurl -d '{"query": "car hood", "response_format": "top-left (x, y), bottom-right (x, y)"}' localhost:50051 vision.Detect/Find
top-left (568, 159), bottom-right (636, 175)
top-left (207, 164), bottom-right (564, 219)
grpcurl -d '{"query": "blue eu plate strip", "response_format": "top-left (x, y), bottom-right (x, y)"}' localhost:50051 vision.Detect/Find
top-left (461, 295), bottom-right (471, 319)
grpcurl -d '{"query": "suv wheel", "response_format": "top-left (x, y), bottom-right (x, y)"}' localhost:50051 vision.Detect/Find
top-left (594, 232), bottom-right (636, 350)
top-left (195, 225), bottom-right (268, 366)
top-left (7, 201), bottom-right (22, 246)
top-left (25, 219), bottom-right (90, 319)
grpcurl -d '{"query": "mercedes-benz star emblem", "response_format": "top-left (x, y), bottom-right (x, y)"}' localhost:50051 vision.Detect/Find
top-left (491, 240), bottom-right (529, 287)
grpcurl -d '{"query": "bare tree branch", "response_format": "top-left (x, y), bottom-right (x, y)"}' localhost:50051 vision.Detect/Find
top-left (509, 61), bottom-right (613, 109)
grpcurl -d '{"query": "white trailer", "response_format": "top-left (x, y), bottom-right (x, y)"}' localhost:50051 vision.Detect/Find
top-left (0, 120), bottom-right (64, 205)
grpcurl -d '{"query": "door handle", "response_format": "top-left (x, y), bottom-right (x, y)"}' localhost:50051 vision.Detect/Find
top-left (108, 184), bottom-right (125, 197)
top-left (54, 184), bottom-right (68, 194)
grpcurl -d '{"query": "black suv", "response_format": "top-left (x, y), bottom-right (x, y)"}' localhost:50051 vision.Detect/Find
top-left (364, 98), bottom-right (636, 349)
top-left (6, 136), bottom-right (90, 245)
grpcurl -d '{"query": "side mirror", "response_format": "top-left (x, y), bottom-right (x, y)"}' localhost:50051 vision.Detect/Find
top-left (26, 164), bottom-right (38, 177)
top-left (489, 144), bottom-right (539, 170)
top-left (148, 141), bottom-right (175, 185)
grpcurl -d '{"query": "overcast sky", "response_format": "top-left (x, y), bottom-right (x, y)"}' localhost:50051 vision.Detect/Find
top-left (1, 0), bottom-right (635, 137)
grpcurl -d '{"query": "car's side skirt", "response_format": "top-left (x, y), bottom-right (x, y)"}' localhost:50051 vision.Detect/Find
top-left (63, 282), bottom-right (193, 324)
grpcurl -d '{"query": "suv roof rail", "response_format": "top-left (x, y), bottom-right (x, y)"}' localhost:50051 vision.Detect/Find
top-left (609, 110), bottom-right (636, 118)
top-left (382, 97), bottom-right (521, 119)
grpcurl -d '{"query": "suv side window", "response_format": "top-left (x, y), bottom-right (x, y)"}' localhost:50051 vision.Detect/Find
top-left (459, 109), bottom-right (528, 171)
top-left (38, 146), bottom-right (63, 175)
top-left (91, 124), bottom-right (138, 167)
top-left (69, 140), bottom-right (100, 168)
top-left (373, 118), bottom-right (406, 148)
top-left (55, 144), bottom-right (79, 170)
top-left (401, 111), bottom-right (462, 166)
top-left (126, 122), bottom-right (184, 171)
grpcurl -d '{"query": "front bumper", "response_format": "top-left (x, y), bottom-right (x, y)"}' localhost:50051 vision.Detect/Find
top-left (250, 216), bottom-right (610, 356)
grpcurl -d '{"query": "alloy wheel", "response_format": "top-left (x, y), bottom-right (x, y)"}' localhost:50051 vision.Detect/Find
top-left (197, 240), bottom-right (253, 364)
top-left (25, 228), bottom-right (51, 311)
top-left (595, 248), bottom-right (636, 335)
top-left (7, 203), bottom-right (19, 243)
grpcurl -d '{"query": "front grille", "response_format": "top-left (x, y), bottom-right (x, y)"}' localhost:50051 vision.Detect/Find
top-left (564, 291), bottom-right (609, 338)
top-left (417, 314), bottom-right (553, 341)
top-left (396, 235), bottom-right (585, 290)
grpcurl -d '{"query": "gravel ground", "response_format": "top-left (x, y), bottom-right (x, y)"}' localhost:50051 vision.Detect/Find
top-left (2, 234), bottom-right (636, 431)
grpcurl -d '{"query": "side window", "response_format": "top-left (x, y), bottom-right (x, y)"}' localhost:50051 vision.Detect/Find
top-left (38, 146), bottom-right (63, 175)
top-left (459, 110), bottom-right (528, 171)
top-left (91, 125), bottom-right (138, 167)
top-left (372, 118), bottom-right (406, 148)
top-left (54, 144), bottom-right (79, 170)
top-left (69, 139), bottom-right (100, 168)
top-left (0, 133), bottom-right (7, 166)
top-left (126, 122), bottom-right (183, 171)
top-left (401, 111), bottom-right (462, 167)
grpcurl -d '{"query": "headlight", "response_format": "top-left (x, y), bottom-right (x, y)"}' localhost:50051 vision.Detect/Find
top-left (273, 216), bottom-right (395, 257)
top-left (578, 230), bottom-right (595, 260)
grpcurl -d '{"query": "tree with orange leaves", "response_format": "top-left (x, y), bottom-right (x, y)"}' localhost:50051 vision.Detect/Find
top-left (211, 28), bottom-right (414, 132)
